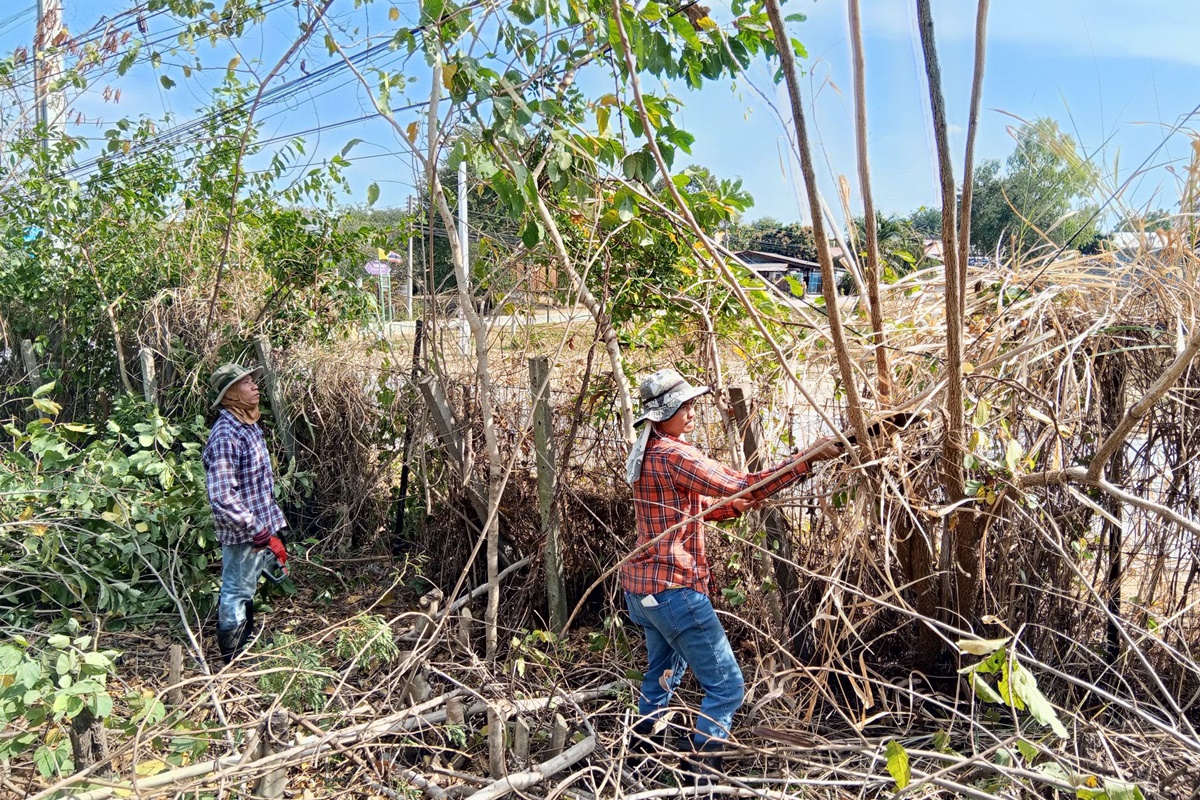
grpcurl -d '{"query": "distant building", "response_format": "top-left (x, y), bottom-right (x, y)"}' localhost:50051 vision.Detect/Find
top-left (733, 250), bottom-right (848, 296)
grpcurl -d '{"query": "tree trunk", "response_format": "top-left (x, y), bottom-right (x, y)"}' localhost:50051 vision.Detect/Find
top-left (1098, 353), bottom-right (1126, 666)
top-left (957, 0), bottom-right (990, 293)
top-left (847, 0), bottom-right (890, 404)
top-left (915, 0), bottom-right (980, 628)
top-left (763, 0), bottom-right (869, 446)
top-left (70, 708), bottom-right (111, 776)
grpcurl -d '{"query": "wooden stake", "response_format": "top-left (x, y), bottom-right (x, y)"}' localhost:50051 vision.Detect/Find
top-left (167, 644), bottom-right (183, 706)
top-left (417, 588), bottom-right (444, 640)
top-left (140, 348), bottom-right (157, 407)
top-left (254, 710), bottom-right (291, 799)
top-left (446, 696), bottom-right (465, 727)
top-left (457, 607), bottom-right (473, 651)
top-left (512, 717), bottom-right (530, 763)
top-left (487, 707), bottom-right (506, 777)
top-left (548, 714), bottom-right (568, 759)
top-left (529, 357), bottom-right (566, 633)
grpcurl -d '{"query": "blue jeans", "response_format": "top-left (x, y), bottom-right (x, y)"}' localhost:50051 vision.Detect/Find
top-left (625, 588), bottom-right (745, 746)
top-left (218, 543), bottom-right (264, 631)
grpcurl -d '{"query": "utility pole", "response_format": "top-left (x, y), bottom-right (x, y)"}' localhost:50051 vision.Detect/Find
top-left (457, 160), bottom-right (469, 278)
top-left (456, 160), bottom-right (470, 355)
top-left (406, 196), bottom-right (414, 320)
top-left (35, 0), bottom-right (65, 150)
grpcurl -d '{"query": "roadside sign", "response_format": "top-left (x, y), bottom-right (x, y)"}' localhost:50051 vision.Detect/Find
top-left (364, 260), bottom-right (390, 276)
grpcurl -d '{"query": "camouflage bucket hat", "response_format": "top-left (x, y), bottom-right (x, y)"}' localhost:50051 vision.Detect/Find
top-left (633, 368), bottom-right (710, 426)
top-left (209, 363), bottom-right (264, 410)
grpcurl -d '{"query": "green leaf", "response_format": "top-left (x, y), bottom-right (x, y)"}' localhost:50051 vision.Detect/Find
top-left (668, 14), bottom-right (703, 50)
top-left (15, 660), bottom-right (41, 689)
top-left (1035, 761), bottom-right (1071, 785)
top-left (0, 645), bottom-right (24, 673)
top-left (33, 744), bottom-right (67, 778)
top-left (367, 182), bottom-right (380, 206)
top-left (884, 740), bottom-right (910, 790)
top-left (32, 381), bottom-right (56, 398)
top-left (89, 692), bottom-right (113, 719)
top-left (1016, 738), bottom-right (1038, 762)
top-left (1008, 664), bottom-right (1068, 737)
top-left (1101, 779), bottom-right (1146, 800)
top-left (521, 220), bottom-right (542, 248)
top-left (31, 397), bottom-right (62, 416)
top-left (967, 671), bottom-right (1004, 704)
top-left (1004, 438), bottom-right (1024, 476)
top-left (160, 75), bottom-right (175, 90)
top-left (972, 398), bottom-right (991, 427)
top-left (340, 138), bottom-right (363, 157)
top-left (997, 659), bottom-right (1024, 710)
top-left (422, 0), bottom-right (444, 24)
top-left (960, 646), bottom-right (1007, 675)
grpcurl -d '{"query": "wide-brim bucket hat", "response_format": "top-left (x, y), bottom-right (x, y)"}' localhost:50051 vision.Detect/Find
top-left (209, 363), bottom-right (264, 410)
top-left (633, 368), bottom-right (710, 426)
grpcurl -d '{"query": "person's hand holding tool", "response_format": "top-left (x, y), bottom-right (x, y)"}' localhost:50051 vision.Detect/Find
top-left (729, 497), bottom-right (762, 514)
top-left (800, 436), bottom-right (844, 464)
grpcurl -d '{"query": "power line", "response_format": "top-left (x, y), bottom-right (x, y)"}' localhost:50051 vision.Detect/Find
top-left (0, 5), bottom-right (35, 40)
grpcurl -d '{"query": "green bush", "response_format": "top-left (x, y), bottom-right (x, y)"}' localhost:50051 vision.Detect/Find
top-left (0, 627), bottom-right (119, 777)
top-left (256, 633), bottom-right (333, 713)
top-left (333, 614), bottom-right (401, 672)
top-left (0, 394), bottom-right (214, 624)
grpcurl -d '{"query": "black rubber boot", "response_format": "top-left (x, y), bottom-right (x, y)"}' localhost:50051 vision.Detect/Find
top-left (629, 718), bottom-right (665, 753)
top-left (625, 718), bottom-right (667, 782)
top-left (236, 599), bottom-right (255, 655)
top-left (216, 624), bottom-right (244, 665)
top-left (683, 739), bottom-right (726, 787)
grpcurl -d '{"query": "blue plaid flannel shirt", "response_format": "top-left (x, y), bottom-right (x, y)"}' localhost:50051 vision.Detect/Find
top-left (202, 410), bottom-right (286, 546)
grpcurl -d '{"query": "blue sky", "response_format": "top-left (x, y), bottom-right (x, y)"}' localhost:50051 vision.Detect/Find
top-left (683, 0), bottom-right (1199, 224)
top-left (5, 0), bottom-right (1197, 226)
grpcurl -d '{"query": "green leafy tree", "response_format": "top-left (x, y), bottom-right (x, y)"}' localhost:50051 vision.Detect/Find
top-left (850, 212), bottom-right (930, 280)
top-left (726, 217), bottom-right (819, 261)
top-left (969, 118), bottom-right (1100, 256)
top-left (907, 205), bottom-right (942, 238)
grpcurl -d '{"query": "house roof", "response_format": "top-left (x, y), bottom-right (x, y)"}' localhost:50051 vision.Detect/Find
top-left (733, 250), bottom-right (821, 270)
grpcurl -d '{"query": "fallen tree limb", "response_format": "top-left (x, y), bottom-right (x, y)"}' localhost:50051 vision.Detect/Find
top-left (460, 735), bottom-right (596, 800)
top-left (1019, 466), bottom-right (1200, 539)
top-left (444, 557), bottom-right (533, 617)
top-left (1086, 326), bottom-right (1200, 481)
top-left (45, 692), bottom-right (459, 800)
top-left (48, 682), bottom-right (622, 800)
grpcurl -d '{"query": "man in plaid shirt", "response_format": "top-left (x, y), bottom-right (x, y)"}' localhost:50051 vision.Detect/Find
top-left (202, 363), bottom-right (288, 664)
top-left (621, 368), bottom-right (839, 778)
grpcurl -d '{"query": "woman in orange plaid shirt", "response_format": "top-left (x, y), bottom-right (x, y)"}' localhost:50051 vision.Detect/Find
top-left (622, 368), bottom-right (840, 780)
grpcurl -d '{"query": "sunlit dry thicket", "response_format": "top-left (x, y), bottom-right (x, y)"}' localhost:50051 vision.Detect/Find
top-left (4, 0), bottom-right (1200, 798)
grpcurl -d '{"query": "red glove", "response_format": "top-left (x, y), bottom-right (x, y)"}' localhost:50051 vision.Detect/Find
top-left (267, 535), bottom-right (289, 575)
top-left (252, 528), bottom-right (271, 549)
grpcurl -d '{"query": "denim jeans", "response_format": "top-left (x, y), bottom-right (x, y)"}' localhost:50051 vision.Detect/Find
top-left (625, 588), bottom-right (745, 746)
top-left (218, 543), bottom-right (264, 631)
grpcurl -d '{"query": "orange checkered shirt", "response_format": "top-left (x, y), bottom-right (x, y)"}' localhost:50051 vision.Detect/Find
top-left (620, 432), bottom-right (807, 596)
